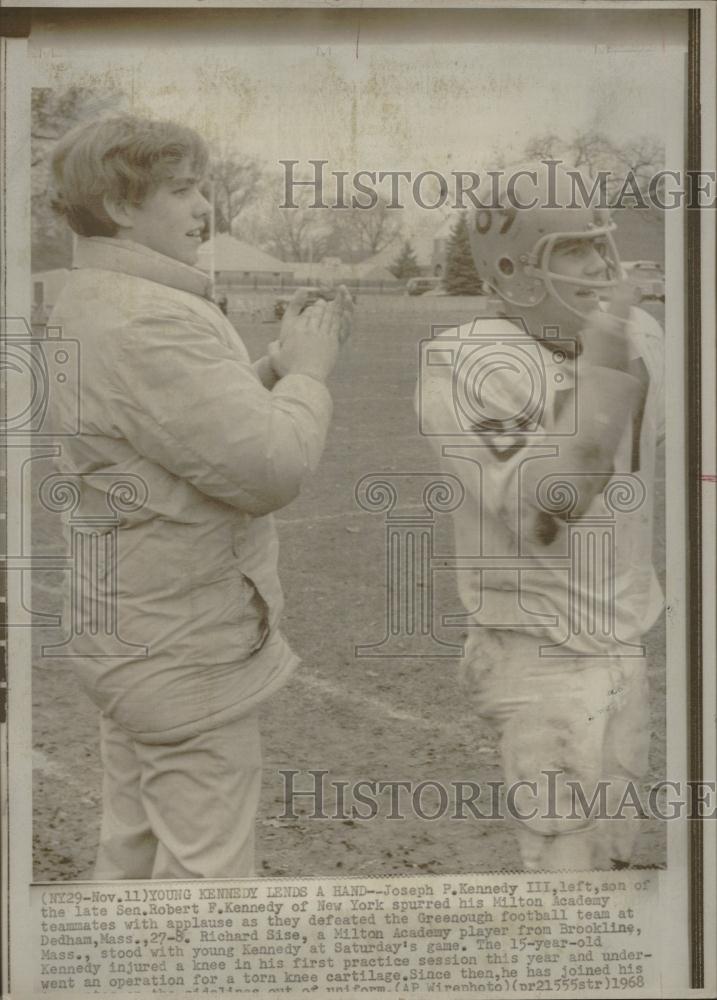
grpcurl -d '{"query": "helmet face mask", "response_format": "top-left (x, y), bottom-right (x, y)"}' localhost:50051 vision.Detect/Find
top-left (530, 223), bottom-right (622, 318)
top-left (467, 165), bottom-right (623, 321)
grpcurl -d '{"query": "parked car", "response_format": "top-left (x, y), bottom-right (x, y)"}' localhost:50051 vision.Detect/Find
top-left (622, 260), bottom-right (665, 302)
top-left (406, 276), bottom-right (442, 296)
top-left (274, 287), bottom-right (355, 320)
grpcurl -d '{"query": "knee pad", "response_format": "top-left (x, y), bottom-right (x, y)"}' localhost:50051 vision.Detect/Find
top-left (501, 695), bottom-right (601, 838)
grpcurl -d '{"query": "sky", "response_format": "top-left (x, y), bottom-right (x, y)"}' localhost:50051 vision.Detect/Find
top-left (29, 8), bottom-right (686, 232)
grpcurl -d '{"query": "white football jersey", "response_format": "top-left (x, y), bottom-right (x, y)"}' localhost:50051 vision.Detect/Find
top-left (417, 308), bottom-right (664, 656)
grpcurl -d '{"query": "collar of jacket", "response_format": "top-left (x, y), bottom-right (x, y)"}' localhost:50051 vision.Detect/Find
top-left (73, 237), bottom-right (214, 300)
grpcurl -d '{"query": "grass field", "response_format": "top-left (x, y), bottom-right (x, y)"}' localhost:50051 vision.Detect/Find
top-left (32, 292), bottom-right (666, 879)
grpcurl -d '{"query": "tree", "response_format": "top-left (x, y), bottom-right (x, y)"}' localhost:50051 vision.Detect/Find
top-left (442, 213), bottom-right (482, 295)
top-left (331, 197), bottom-right (404, 262)
top-left (253, 187), bottom-right (404, 264)
top-left (209, 150), bottom-right (264, 234)
top-left (522, 132), bottom-right (564, 162)
top-left (253, 178), bottom-right (334, 262)
top-left (520, 129), bottom-right (664, 201)
top-left (567, 130), bottom-right (618, 176)
top-left (247, 169), bottom-right (406, 265)
top-left (615, 136), bottom-right (663, 182)
top-left (388, 240), bottom-right (421, 281)
top-left (611, 135), bottom-right (665, 214)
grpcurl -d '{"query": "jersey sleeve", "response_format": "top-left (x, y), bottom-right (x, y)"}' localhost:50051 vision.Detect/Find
top-left (630, 306), bottom-right (665, 444)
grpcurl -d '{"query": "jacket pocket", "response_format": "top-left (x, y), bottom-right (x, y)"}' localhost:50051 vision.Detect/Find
top-left (231, 515), bottom-right (285, 635)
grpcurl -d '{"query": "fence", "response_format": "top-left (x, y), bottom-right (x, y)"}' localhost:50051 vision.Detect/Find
top-left (216, 274), bottom-right (405, 295)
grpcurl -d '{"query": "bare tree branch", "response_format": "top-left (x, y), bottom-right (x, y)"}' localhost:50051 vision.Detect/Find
top-left (210, 153), bottom-right (264, 233)
top-left (331, 197), bottom-right (404, 261)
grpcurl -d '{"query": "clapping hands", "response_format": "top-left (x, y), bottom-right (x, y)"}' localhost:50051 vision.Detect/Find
top-left (269, 286), bottom-right (354, 383)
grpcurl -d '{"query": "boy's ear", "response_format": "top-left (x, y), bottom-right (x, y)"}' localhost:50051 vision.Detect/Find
top-left (102, 195), bottom-right (135, 230)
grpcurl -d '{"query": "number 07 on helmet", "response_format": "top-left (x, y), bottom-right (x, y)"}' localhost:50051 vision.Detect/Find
top-left (468, 161), bottom-right (623, 319)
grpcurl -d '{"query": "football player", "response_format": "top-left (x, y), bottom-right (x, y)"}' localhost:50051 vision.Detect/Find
top-left (418, 162), bottom-right (664, 870)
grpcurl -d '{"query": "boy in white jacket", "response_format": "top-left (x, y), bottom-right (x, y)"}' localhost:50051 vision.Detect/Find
top-left (48, 115), bottom-right (352, 878)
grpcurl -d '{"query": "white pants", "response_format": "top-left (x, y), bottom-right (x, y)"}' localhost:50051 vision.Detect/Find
top-left (94, 713), bottom-right (262, 879)
top-left (463, 629), bottom-right (650, 871)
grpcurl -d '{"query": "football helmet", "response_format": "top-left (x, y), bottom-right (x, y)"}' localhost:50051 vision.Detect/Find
top-left (467, 162), bottom-right (622, 319)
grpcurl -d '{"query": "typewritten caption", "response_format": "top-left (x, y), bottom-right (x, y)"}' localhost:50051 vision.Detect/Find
top-left (31, 874), bottom-right (658, 995)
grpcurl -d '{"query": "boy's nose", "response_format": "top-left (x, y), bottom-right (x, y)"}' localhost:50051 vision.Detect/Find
top-left (583, 247), bottom-right (608, 276)
top-left (194, 190), bottom-right (212, 216)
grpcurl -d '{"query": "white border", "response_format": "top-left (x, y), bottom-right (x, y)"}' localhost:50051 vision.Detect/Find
top-left (1, 4), bottom-right (715, 998)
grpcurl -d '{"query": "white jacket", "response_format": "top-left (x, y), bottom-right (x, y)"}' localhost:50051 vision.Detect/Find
top-left (48, 237), bottom-right (332, 742)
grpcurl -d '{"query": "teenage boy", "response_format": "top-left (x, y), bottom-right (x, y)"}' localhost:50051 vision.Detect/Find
top-left (47, 115), bottom-right (352, 879)
top-left (419, 162), bottom-right (663, 870)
